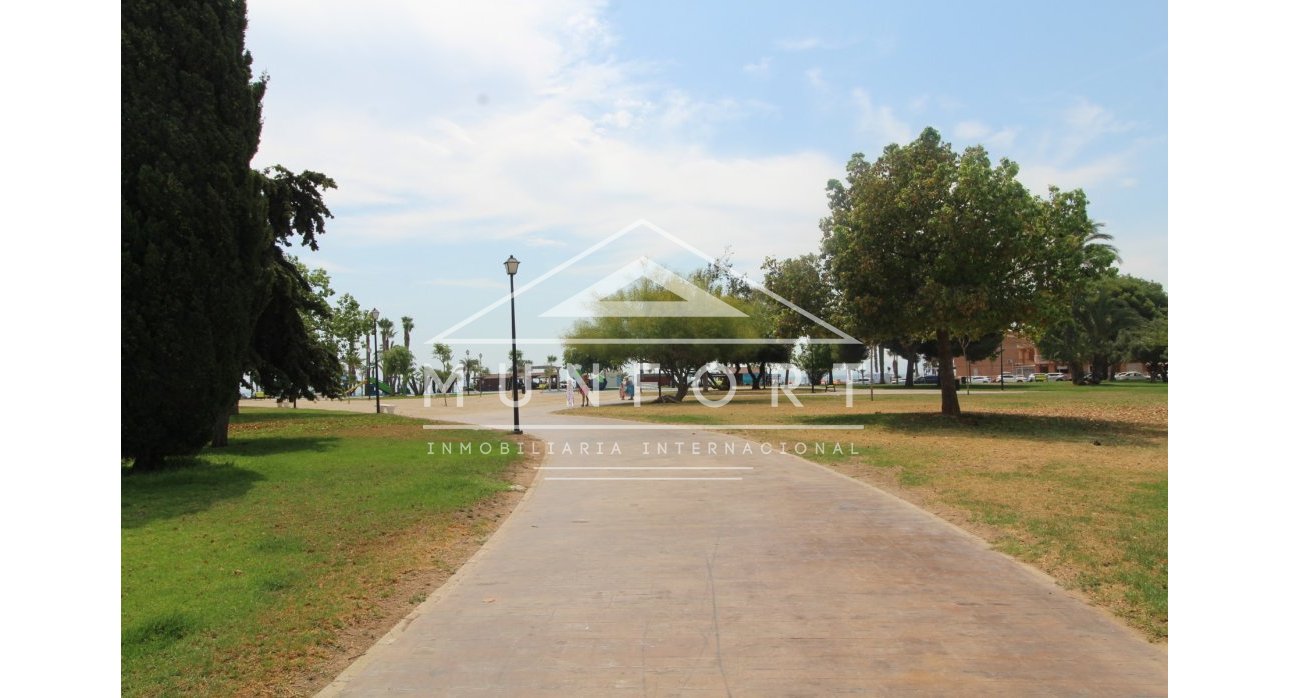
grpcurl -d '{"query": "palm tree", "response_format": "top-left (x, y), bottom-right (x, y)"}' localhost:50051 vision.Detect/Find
top-left (401, 315), bottom-right (414, 350)
top-left (546, 353), bottom-right (559, 388)
top-left (378, 317), bottom-right (395, 351)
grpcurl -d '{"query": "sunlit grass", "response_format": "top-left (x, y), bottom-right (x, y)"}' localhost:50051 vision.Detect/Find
top-left (121, 409), bottom-right (524, 696)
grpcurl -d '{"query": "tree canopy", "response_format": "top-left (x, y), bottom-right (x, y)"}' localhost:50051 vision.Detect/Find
top-left (562, 269), bottom-right (762, 401)
top-left (821, 127), bottom-right (1092, 415)
top-left (1037, 273), bottom-right (1167, 382)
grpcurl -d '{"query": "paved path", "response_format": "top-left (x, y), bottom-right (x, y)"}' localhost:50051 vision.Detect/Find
top-left (267, 394), bottom-right (1166, 696)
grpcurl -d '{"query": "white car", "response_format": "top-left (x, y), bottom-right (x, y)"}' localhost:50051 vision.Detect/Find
top-left (1114, 371), bottom-right (1150, 381)
top-left (965, 376), bottom-right (990, 384)
top-left (993, 374), bottom-right (1024, 383)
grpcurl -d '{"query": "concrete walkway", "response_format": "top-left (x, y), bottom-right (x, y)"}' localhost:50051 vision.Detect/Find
top-left (273, 394), bottom-right (1166, 696)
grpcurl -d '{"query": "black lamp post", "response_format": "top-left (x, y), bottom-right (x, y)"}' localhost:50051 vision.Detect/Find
top-left (371, 308), bottom-right (381, 413)
top-left (505, 255), bottom-right (522, 434)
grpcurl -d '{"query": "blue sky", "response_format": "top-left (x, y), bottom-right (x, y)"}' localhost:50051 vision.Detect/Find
top-left (243, 0), bottom-right (1167, 368)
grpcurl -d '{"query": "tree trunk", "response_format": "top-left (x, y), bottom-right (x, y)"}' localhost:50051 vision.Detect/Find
top-left (904, 346), bottom-right (915, 387)
top-left (210, 390), bottom-right (236, 447)
top-left (674, 373), bottom-right (690, 401)
top-left (1069, 359), bottom-right (1085, 383)
top-left (937, 329), bottom-right (961, 416)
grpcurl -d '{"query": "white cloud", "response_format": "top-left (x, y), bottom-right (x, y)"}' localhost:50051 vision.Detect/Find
top-left (246, 0), bottom-right (834, 272)
top-left (851, 88), bottom-right (912, 146)
top-left (1019, 153), bottom-right (1133, 192)
top-left (777, 37), bottom-right (823, 51)
top-left (1051, 98), bottom-right (1134, 162)
top-left (1014, 97), bottom-right (1142, 191)
top-left (952, 120), bottom-right (1018, 149)
top-left (525, 236), bottom-right (568, 248)
top-left (805, 67), bottom-right (827, 91)
top-left (743, 56), bottom-right (771, 75)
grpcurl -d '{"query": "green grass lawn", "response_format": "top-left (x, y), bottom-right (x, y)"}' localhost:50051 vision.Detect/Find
top-left (570, 382), bottom-right (1168, 640)
top-left (121, 409), bottom-right (525, 696)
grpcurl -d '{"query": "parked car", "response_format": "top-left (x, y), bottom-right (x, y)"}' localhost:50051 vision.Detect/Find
top-left (993, 373), bottom-right (1024, 383)
top-left (1025, 373), bottom-right (1045, 382)
top-left (964, 375), bottom-right (990, 384)
top-left (1114, 371), bottom-right (1150, 381)
top-left (1047, 373), bottom-right (1069, 381)
top-left (913, 374), bottom-right (940, 385)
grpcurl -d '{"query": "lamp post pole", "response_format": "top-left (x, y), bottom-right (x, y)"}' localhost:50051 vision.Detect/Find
top-left (371, 309), bottom-right (381, 413)
top-left (999, 340), bottom-right (1005, 392)
top-left (505, 255), bottom-right (522, 434)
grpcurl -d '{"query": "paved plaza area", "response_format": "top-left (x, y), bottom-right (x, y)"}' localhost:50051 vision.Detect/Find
top-left (256, 393), bottom-right (1166, 696)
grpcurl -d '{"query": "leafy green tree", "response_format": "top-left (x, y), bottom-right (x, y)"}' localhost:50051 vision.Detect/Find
top-left (821, 128), bottom-right (1088, 415)
top-left (761, 254), bottom-right (835, 338)
top-left (243, 254), bottom-right (343, 406)
top-left (757, 254), bottom-right (840, 388)
top-left (1120, 315), bottom-right (1168, 381)
top-left (330, 293), bottom-right (368, 388)
top-left (431, 343), bottom-right (454, 391)
top-left (381, 345), bottom-right (415, 394)
top-left (794, 341), bottom-right (834, 392)
top-left (562, 269), bottom-right (758, 402)
top-left (1038, 273), bottom-right (1166, 382)
top-left (122, 0), bottom-right (337, 466)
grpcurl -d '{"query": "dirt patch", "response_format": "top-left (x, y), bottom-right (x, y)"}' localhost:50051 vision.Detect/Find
top-left (283, 436), bottom-right (545, 696)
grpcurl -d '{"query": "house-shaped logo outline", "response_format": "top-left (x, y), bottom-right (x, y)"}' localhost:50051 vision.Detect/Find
top-left (427, 219), bottom-right (861, 346)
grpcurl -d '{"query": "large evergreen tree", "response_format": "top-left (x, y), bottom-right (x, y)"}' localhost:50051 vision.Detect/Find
top-left (122, 0), bottom-right (267, 468)
top-left (123, 0), bottom-right (336, 467)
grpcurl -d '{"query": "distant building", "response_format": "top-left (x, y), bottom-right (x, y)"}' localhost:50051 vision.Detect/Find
top-left (950, 333), bottom-right (1145, 379)
top-left (952, 333), bottom-right (1058, 379)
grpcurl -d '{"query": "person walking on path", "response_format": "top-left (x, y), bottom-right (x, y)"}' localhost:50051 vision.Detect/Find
top-left (580, 373), bottom-right (591, 407)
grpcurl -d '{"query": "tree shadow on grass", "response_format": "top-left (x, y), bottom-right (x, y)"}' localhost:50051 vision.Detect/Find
top-left (797, 411), bottom-right (1166, 446)
top-left (217, 435), bottom-right (341, 457)
top-left (231, 408), bottom-right (353, 424)
top-left (121, 436), bottom-right (340, 528)
top-left (122, 458), bottom-right (265, 529)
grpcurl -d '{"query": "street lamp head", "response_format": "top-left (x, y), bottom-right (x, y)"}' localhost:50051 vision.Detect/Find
top-left (370, 308), bottom-right (380, 321)
top-left (504, 255), bottom-right (520, 276)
